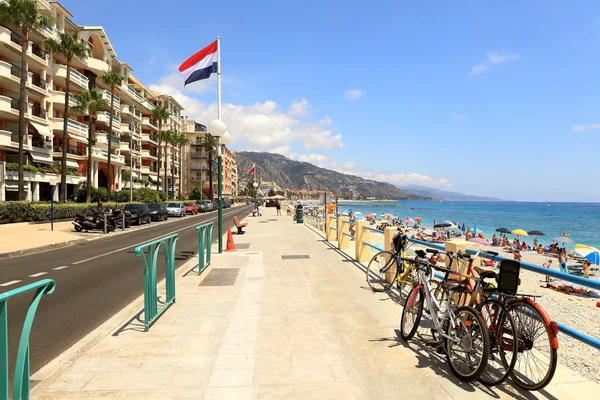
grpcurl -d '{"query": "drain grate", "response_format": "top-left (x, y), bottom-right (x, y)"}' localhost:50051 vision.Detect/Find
top-left (235, 243), bottom-right (251, 249)
top-left (281, 255), bottom-right (310, 260)
top-left (200, 268), bottom-right (239, 286)
top-left (259, 221), bottom-right (268, 223)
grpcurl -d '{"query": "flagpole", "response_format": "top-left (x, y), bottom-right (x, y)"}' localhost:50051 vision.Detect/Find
top-left (216, 36), bottom-right (223, 253)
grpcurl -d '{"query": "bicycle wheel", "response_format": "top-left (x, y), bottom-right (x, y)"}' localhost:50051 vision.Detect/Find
top-left (445, 306), bottom-right (491, 382)
top-left (366, 251), bottom-right (399, 292)
top-left (508, 300), bottom-right (558, 390)
top-left (477, 299), bottom-right (518, 386)
top-left (400, 286), bottom-right (424, 340)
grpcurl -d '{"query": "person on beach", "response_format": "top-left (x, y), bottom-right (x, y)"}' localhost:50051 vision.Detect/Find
top-left (537, 245), bottom-right (544, 254)
top-left (542, 259), bottom-right (553, 283)
top-left (582, 260), bottom-right (592, 279)
top-left (514, 250), bottom-right (522, 261)
top-left (558, 249), bottom-right (568, 274)
top-left (522, 241), bottom-right (528, 251)
top-left (533, 237), bottom-right (539, 247)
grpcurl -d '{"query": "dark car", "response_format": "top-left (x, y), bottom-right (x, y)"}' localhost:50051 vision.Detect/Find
top-left (148, 203), bottom-right (168, 221)
top-left (123, 203), bottom-right (152, 225)
top-left (223, 198), bottom-right (232, 209)
top-left (196, 199), bottom-right (213, 212)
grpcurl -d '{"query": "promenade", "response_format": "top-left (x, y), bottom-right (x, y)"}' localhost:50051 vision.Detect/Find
top-left (31, 208), bottom-right (599, 399)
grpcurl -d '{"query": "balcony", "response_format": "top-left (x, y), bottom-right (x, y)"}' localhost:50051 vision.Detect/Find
top-left (31, 43), bottom-right (47, 62)
top-left (191, 151), bottom-right (210, 158)
top-left (120, 123), bottom-right (132, 133)
top-left (121, 104), bottom-right (133, 116)
top-left (142, 117), bottom-right (157, 130)
top-left (52, 117), bottom-right (88, 138)
top-left (91, 148), bottom-right (124, 164)
top-left (126, 86), bottom-right (145, 103)
top-left (50, 91), bottom-right (80, 107)
top-left (95, 132), bottom-right (120, 145)
top-left (52, 64), bottom-right (89, 89)
top-left (97, 112), bottom-right (120, 127)
top-left (54, 144), bottom-right (85, 157)
top-left (103, 90), bottom-right (120, 106)
top-left (84, 57), bottom-right (109, 75)
top-left (140, 165), bottom-right (150, 174)
top-left (191, 164), bottom-right (209, 171)
top-left (120, 141), bottom-right (130, 151)
top-left (31, 74), bottom-right (47, 91)
top-left (31, 106), bottom-right (47, 119)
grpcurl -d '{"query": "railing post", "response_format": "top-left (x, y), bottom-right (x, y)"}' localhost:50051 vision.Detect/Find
top-left (196, 223), bottom-right (214, 275)
top-left (1, 301), bottom-right (7, 400)
top-left (384, 227), bottom-right (397, 283)
top-left (355, 221), bottom-right (370, 263)
top-left (326, 215), bottom-right (336, 242)
top-left (338, 218), bottom-right (349, 250)
top-left (122, 213), bottom-right (125, 231)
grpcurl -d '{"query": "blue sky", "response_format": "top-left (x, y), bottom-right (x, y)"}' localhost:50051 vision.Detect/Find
top-left (62, 0), bottom-right (600, 202)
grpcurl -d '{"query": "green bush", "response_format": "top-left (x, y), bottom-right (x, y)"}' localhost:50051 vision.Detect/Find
top-left (1, 201), bottom-right (127, 223)
top-left (5, 162), bottom-right (18, 171)
top-left (0, 201), bottom-right (30, 222)
top-left (132, 188), bottom-right (159, 203)
top-left (111, 190), bottom-right (130, 203)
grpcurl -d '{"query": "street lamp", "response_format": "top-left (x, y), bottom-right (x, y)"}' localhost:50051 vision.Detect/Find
top-left (253, 181), bottom-right (258, 200)
top-left (208, 119), bottom-right (227, 253)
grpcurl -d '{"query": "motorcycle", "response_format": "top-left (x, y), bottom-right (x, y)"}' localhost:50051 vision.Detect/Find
top-left (72, 210), bottom-right (115, 233)
top-left (109, 208), bottom-right (132, 229)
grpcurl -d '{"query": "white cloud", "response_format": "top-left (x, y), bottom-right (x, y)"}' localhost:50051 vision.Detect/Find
top-left (469, 52), bottom-right (519, 75)
top-left (343, 89), bottom-right (364, 100)
top-left (450, 112), bottom-right (468, 120)
top-left (288, 99), bottom-right (310, 118)
top-left (320, 115), bottom-right (332, 126)
top-left (571, 123), bottom-right (600, 132)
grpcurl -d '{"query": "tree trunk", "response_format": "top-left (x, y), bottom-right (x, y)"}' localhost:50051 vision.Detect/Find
top-left (86, 114), bottom-right (94, 203)
top-left (61, 59), bottom-right (71, 203)
top-left (170, 147), bottom-right (175, 199)
top-left (107, 87), bottom-right (115, 201)
top-left (164, 140), bottom-right (169, 198)
top-left (17, 28), bottom-right (28, 201)
top-left (156, 120), bottom-right (162, 191)
top-left (208, 150), bottom-right (214, 200)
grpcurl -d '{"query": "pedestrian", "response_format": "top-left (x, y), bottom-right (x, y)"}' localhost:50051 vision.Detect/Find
top-left (558, 249), bottom-right (568, 274)
top-left (275, 200), bottom-right (281, 216)
top-left (257, 202), bottom-right (263, 216)
top-left (583, 260), bottom-right (592, 279)
top-left (542, 259), bottom-right (553, 283)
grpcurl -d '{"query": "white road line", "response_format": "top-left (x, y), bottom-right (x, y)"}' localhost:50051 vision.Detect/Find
top-left (1, 280), bottom-right (22, 287)
top-left (71, 208), bottom-right (243, 265)
top-left (53, 266), bottom-right (69, 270)
top-left (29, 272), bottom-right (48, 278)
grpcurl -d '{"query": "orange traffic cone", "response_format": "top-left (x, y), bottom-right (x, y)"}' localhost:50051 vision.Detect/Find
top-left (225, 226), bottom-right (236, 252)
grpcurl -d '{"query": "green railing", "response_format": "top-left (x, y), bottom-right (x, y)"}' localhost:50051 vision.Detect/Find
top-left (196, 222), bottom-right (214, 275)
top-left (134, 234), bottom-right (179, 331)
top-left (1, 279), bottom-right (56, 400)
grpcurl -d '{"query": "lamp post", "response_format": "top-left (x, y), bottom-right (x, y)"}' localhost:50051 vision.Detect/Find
top-left (208, 119), bottom-right (227, 253)
top-left (253, 181), bottom-right (258, 200)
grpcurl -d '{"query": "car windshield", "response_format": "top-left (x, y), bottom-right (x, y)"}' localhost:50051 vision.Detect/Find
top-left (184, 202), bottom-right (194, 206)
top-left (202, 201), bottom-right (211, 205)
top-left (167, 202), bottom-right (181, 208)
top-left (148, 204), bottom-right (161, 210)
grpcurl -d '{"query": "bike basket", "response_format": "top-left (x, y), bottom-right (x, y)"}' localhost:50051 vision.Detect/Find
top-left (392, 233), bottom-right (406, 252)
top-left (497, 259), bottom-right (520, 294)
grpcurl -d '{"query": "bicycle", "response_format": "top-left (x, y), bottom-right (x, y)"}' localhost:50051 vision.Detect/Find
top-left (365, 230), bottom-right (433, 295)
top-left (400, 259), bottom-right (491, 382)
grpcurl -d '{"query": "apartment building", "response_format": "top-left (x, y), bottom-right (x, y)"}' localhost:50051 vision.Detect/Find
top-left (0, 1), bottom-right (183, 201)
top-left (182, 117), bottom-right (236, 199)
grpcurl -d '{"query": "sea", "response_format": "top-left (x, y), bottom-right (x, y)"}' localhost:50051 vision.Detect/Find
top-left (336, 201), bottom-right (600, 250)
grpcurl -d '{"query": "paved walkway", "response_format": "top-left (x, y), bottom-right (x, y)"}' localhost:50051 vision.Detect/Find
top-left (31, 209), bottom-right (599, 399)
top-left (0, 221), bottom-right (85, 256)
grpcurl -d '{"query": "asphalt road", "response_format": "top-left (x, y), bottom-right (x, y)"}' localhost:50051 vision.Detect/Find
top-left (0, 205), bottom-right (252, 378)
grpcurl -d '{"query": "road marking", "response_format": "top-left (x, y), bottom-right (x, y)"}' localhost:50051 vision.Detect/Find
top-left (29, 272), bottom-right (48, 277)
top-left (1, 280), bottom-right (22, 287)
top-left (71, 208), bottom-right (245, 265)
top-left (53, 266), bottom-right (69, 270)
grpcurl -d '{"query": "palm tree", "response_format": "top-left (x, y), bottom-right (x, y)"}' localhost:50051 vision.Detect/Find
top-left (44, 31), bottom-right (90, 202)
top-left (201, 133), bottom-right (218, 200)
top-left (71, 90), bottom-right (108, 203)
top-left (99, 69), bottom-right (124, 201)
top-left (0, 0), bottom-right (54, 200)
top-left (174, 132), bottom-right (189, 198)
top-left (158, 129), bottom-right (173, 198)
top-left (152, 105), bottom-right (170, 192)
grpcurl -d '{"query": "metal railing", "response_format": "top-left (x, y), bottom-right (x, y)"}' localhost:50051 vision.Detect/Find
top-left (196, 222), bottom-right (214, 275)
top-left (9, 30), bottom-right (21, 45)
top-left (10, 63), bottom-right (21, 78)
top-left (32, 75), bottom-right (47, 90)
top-left (133, 233), bottom-right (179, 331)
top-left (1, 279), bottom-right (56, 400)
top-left (405, 237), bottom-right (600, 351)
top-left (364, 226), bottom-right (384, 234)
top-left (31, 43), bottom-right (47, 60)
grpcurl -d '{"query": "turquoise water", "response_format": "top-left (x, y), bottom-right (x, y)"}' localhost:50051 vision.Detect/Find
top-left (337, 201), bottom-right (600, 249)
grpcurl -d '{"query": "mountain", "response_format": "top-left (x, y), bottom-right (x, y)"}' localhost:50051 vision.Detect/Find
top-left (235, 152), bottom-right (424, 200)
top-left (398, 185), bottom-right (504, 202)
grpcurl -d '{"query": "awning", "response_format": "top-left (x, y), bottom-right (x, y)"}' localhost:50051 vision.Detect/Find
top-left (29, 121), bottom-right (52, 138)
top-left (131, 172), bottom-right (139, 179)
top-left (66, 160), bottom-right (80, 169)
top-left (67, 133), bottom-right (88, 144)
top-left (30, 152), bottom-right (54, 164)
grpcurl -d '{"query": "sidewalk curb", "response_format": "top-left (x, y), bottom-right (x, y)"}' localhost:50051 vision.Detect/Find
top-left (30, 254), bottom-right (201, 395)
top-left (0, 238), bottom-right (88, 259)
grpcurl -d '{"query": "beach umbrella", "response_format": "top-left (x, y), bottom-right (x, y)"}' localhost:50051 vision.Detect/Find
top-left (575, 244), bottom-right (599, 256)
top-left (382, 213), bottom-right (394, 220)
top-left (354, 211), bottom-right (362, 215)
top-left (413, 217), bottom-right (422, 221)
top-left (469, 237), bottom-right (490, 246)
top-left (553, 236), bottom-right (574, 244)
top-left (527, 230), bottom-right (545, 236)
top-left (511, 229), bottom-right (528, 236)
top-left (471, 228), bottom-right (482, 234)
top-left (585, 251), bottom-right (600, 265)
top-left (496, 227), bottom-right (510, 233)
top-left (402, 218), bottom-right (415, 224)
top-left (434, 222), bottom-right (452, 228)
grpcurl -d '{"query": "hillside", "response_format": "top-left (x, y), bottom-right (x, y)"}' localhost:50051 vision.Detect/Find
top-left (398, 185), bottom-right (504, 202)
top-left (235, 152), bottom-right (423, 200)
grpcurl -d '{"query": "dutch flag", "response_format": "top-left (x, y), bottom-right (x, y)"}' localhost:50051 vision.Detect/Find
top-left (179, 40), bottom-right (218, 86)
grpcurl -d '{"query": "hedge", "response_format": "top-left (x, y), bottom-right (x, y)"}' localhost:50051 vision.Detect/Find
top-left (0, 201), bottom-right (144, 223)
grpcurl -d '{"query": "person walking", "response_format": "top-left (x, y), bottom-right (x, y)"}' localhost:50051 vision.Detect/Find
top-left (275, 200), bottom-right (281, 216)
top-left (542, 259), bottom-right (553, 283)
top-left (558, 249), bottom-right (568, 274)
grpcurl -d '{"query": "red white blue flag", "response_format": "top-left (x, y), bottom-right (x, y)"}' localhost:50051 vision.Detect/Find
top-left (179, 41), bottom-right (218, 86)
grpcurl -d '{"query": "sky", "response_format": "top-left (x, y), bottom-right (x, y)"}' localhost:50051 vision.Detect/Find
top-left (61, 0), bottom-right (600, 202)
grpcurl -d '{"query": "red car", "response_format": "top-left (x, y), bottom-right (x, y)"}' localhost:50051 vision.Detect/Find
top-left (184, 202), bottom-right (198, 215)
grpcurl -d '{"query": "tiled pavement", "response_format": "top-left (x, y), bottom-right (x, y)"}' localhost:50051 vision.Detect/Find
top-left (32, 209), bottom-right (600, 399)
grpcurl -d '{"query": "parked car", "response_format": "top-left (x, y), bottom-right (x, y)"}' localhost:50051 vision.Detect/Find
top-left (148, 203), bottom-right (168, 221)
top-left (184, 202), bottom-right (198, 215)
top-left (223, 198), bottom-right (232, 209)
top-left (195, 200), bottom-right (213, 212)
top-left (166, 201), bottom-right (186, 217)
top-left (123, 203), bottom-right (152, 225)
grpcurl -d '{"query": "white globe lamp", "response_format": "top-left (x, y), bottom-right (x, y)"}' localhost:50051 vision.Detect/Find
top-left (208, 119), bottom-right (226, 137)
top-left (221, 130), bottom-right (231, 145)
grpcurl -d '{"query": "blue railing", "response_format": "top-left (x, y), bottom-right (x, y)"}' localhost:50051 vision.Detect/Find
top-left (343, 232), bottom-right (355, 239)
top-left (196, 222), bottom-right (214, 275)
top-left (406, 237), bottom-right (600, 351)
top-left (364, 226), bottom-right (384, 234)
top-left (1, 279), bottom-right (56, 400)
top-left (134, 234), bottom-right (179, 331)
top-left (363, 241), bottom-right (384, 252)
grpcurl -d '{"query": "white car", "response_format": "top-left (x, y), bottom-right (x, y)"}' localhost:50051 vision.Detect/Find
top-left (166, 201), bottom-right (186, 217)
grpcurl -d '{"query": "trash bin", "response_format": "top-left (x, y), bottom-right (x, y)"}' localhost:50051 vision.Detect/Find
top-left (296, 208), bottom-right (304, 223)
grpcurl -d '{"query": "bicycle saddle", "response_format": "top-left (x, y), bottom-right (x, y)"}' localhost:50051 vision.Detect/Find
top-left (474, 266), bottom-right (497, 280)
top-left (444, 280), bottom-right (470, 293)
top-left (415, 250), bottom-right (427, 258)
